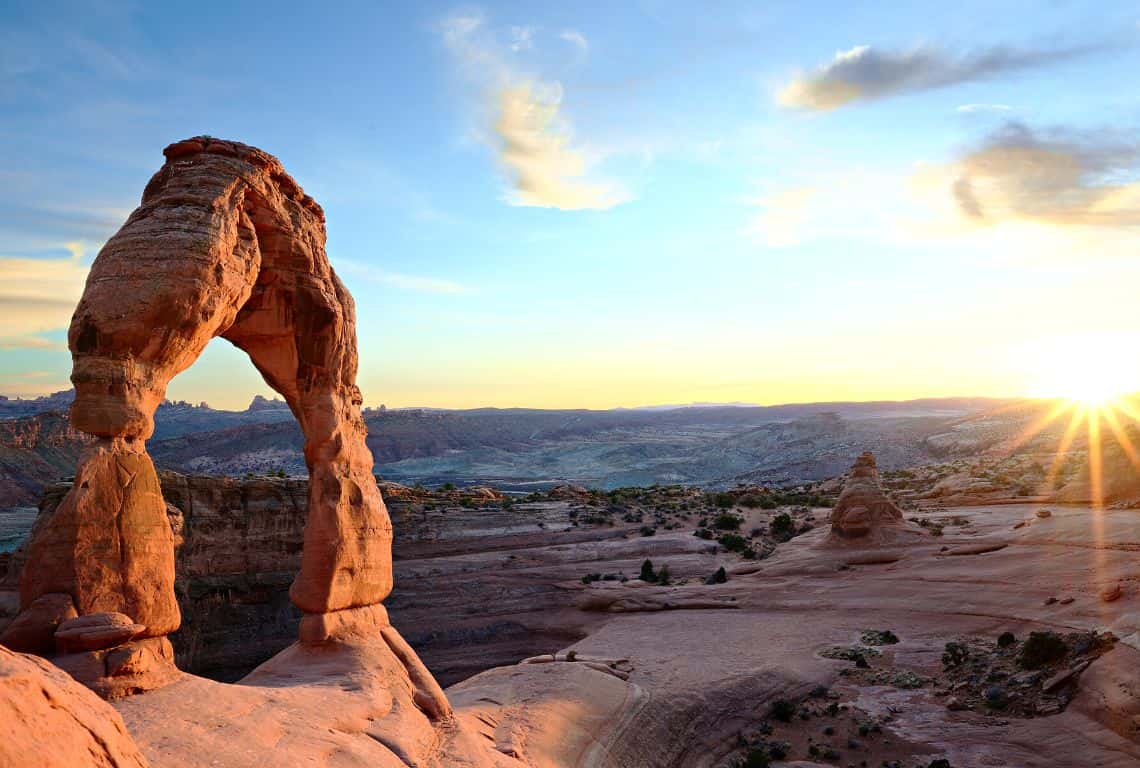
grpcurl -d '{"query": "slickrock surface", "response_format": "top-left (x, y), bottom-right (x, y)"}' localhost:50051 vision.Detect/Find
top-left (103, 501), bottom-right (1140, 767)
top-left (0, 645), bottom-right (150, 767)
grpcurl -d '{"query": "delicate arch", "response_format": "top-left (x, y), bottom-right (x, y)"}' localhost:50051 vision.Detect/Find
top-left (6, 138), bottom-right (434, 707)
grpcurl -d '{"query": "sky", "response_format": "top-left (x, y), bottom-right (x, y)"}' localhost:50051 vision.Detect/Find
top-left (2, 0), bottom-right (1140, 410)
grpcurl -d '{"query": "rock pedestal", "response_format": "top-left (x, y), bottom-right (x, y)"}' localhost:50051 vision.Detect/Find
top-left (828, 451), bottom-right (906, 542)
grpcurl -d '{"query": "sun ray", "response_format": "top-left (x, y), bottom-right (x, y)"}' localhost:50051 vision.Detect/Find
top-left (1040, 404), bottom-right (1086, 495)
top-left (1100, 404), bottom-right (1140, 471)
top-left (1002, 398), bottom-right (1075, 457)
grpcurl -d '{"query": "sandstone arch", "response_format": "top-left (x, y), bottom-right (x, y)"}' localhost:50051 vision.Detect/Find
top-left (8, 138), bottom-right (436, 706)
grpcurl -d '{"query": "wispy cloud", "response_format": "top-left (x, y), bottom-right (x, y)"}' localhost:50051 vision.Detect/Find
top-left (934, 122), bottom-right (1140, 228)
top-left (743, 187), bottom-right (818, 247)
top-left (439, 11), bottom-right (628, 210)
top-left (0, 250), bottom-right (89, 348)
top-left (778, 42), bottom-right (1106, 111)
top-left (559, 29), bottom-right (589, 55)
top-left (957, 103), bottom-right (1013, 114)
top-left (335, 258), bottom-right (468, 295)
top-left (496, 83), bottom-right (631, 210)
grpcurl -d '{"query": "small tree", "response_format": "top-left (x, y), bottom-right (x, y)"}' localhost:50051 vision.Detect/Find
top-left (639, 559), bottom-right (656, 582)
top-left (656, 565), bottom-right (671, 585)
top-left (706, 566), bottom-right (727, 584)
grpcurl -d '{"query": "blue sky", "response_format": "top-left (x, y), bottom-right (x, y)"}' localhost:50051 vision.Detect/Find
top-left (3, 1), bottom-right (1140, 409)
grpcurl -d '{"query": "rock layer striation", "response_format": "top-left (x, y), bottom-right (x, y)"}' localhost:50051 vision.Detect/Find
top-left (828, 451), bottom-right (907, 543)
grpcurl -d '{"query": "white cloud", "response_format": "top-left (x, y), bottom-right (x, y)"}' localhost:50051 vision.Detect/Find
top-left (0, 251), bottom-right (89, 347)
top-left (496, 83), bottom-right (630, 210)
top-left (439, 10), bottom-right (627, 210)
top-left (559, 29), bottom-right (589, 54)
top-left (509, 25), bottom-right (534, 52)
top-left (743, 187), bottom-right (818, 247)
top-left (956, 103), bottom-right (1013, 113)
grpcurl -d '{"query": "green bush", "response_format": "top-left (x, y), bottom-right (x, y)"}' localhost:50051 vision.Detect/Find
top-left (769, 698), bottom-right (796, 722)
top-left (713, 513), bottom-right (743, 530)
top-left (639, 559), bottom-right (656, 582)
top-left (713, 492), bottom-right (736, 509)
top-left (997, 631), bottom-right (1016, 648)
top-left (1018, 631), bottom-right (1068, 670)
top-left (706, 566), bottom-right (727, 584)
top-left (718, 533), bottom-right (749, 553)
top-left (770, 513), bottom-right (794, 537)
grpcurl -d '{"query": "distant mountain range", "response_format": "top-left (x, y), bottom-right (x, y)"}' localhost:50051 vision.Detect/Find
top-left (1, 389), bottom-right (1065, 508)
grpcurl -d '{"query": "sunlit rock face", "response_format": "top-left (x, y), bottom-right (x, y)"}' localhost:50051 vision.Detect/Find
top-left (6, 138), bottom-right (431, 704)
top-left (828, 451), bottom-right (906, 541)
top-left (0, 646), bottom-right (151, 767)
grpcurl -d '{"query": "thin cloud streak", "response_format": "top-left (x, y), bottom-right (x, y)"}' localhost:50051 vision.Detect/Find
top-left (335, 259), bottom-right (469, 295)
top-left (778, 42), bottom-right (1109, 110)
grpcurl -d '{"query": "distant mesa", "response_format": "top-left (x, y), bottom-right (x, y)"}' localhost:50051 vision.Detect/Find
top-left (246, 394), bottom-right (290, 412)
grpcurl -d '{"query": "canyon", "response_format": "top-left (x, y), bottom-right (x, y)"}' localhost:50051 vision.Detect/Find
top-left (4, 137), bottom-right (1140, 767)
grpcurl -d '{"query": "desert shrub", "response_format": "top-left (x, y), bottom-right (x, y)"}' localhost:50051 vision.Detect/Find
top-left (580, 573), bottom-right (602, 584)
top-left (706, 566), bottom-right (727, 584)
top-left (639, 525), bottom-right (656, 537)
top-left (738, 747), bottom-right (770, 768)
top-left (713, 492), bottom-right (736, 509)
top-left (769, 698), bottom-right (796, 722)
top-left (713, 513), bottom-right (743, 530)
top-left (1018, 631), bottom-right (1069, 669)
top-left (942, 641), bottom-right (969, 668)
top-left (738, 494), bottom-right (762, 509)
top-left (718, 533), bottom-right (749, 553)
top-left (656, 565), bottom-right (671, 585)
top-left (997, 631), bottom-right (1016, 648)
top-left (639, 559), bottom-right (656, 582)
top-left (860, 629), bottom-right (899, 646)
top-left (439, 482), bottom-right (456, 491)
top-left (693, 527), bottom-right (714, 540)
top-left (770, 513), bottom-right (794, 538)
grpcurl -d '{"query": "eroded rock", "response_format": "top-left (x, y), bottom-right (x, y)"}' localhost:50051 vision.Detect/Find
top-left (9, 138), bottom-right (432, 706)
top-left (0, 645), bottom-right (150, 766)
top-left (827, 452), bottom-right (910, 544)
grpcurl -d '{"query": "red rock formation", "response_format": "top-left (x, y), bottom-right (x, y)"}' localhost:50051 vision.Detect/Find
top-left (0, 645), bottom-right (150, 767)
top-left (11, 138), bottom-right (424, 704)
top-left (828, 452), bottom-right (906, 542)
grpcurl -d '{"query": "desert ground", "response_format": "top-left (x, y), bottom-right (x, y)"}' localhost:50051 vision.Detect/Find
top-left (6, 473), bottom-right (1140, 767)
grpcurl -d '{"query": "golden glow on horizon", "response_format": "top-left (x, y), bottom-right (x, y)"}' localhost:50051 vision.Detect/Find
top-left (1026, 332), bottom-right (1140, 408)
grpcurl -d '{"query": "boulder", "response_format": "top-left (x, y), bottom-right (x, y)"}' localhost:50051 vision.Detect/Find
top-left (54, 612), bottom-right (146, 653)
top-left (0, 645), bottom-right (150, 766)
top-left (0, 593), bottom-right (76, 654)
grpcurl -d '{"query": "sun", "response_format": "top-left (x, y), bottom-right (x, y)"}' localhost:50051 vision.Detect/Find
top-left (1026, 331), bottom-right (1140, 409)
